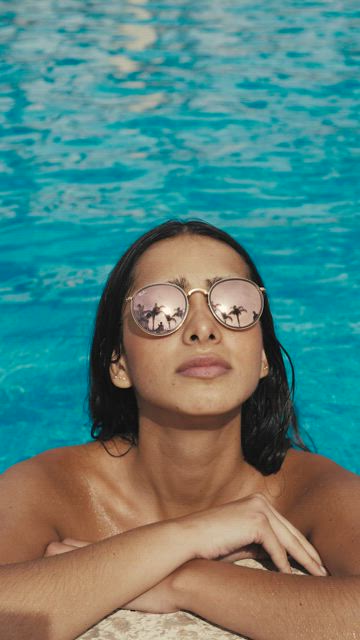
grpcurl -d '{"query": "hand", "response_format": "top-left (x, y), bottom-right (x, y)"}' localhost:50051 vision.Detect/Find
top-left (179, 493), bottom-right (327, 576)
top-left (44, 538), bottom-right (91, 557)
top-left (43, 494), bottom-right (327, 579)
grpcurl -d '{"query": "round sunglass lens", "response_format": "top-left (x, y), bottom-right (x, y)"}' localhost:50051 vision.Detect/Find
top-left (132, 284), bottom-right (187, 335)
top-left (210, 280), bottom-right (263, 328)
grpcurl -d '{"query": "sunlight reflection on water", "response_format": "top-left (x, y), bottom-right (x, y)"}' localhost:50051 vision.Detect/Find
top-left (0, 0), bottom-right (359, 472)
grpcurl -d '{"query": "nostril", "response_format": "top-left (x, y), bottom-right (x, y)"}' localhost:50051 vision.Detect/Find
top-left (190, 332), bottom-right (215, 342)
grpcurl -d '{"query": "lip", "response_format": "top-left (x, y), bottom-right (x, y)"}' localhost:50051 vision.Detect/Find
top-left (176, 355), bottom-right (231, 379)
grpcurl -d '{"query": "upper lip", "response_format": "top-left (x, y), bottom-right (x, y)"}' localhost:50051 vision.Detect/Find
top-left (176, 355), bottom-right (231, 373)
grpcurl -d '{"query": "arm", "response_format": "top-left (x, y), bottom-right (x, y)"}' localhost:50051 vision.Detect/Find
top-left (0, 460), bottom-right (199, 640)
top-left (0, 459), bottom-right (324, 640)
top-left (0, 519), bottom-right (193, 640)
top-left (172, 560), bottom-right (360, 640)
top-left (171, 472), bottom-right (360, 640)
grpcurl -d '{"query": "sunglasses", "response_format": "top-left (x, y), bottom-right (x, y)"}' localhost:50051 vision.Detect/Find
top-left (125, 277), bottom-right (266, 336)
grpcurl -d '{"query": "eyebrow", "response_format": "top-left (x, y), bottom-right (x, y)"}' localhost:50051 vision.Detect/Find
top-left (168, 275), bottom-right (226, 289)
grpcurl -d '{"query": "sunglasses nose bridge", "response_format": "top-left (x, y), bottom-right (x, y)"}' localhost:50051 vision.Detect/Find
top-left (186, 287), bottom-right (210, 313)
top-left (185, 287), bottom-right (216, 328)
top-left (187, 287), bottom-right (208, 299)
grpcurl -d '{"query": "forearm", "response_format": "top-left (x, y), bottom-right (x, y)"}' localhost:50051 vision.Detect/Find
top-left (173, 560), bottom-right (360, 640)
top-left (0, 520), bottom-right (193, 640)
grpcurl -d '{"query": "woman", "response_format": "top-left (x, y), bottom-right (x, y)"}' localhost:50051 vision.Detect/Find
top-left (0, 220), bottom-right (359, 640)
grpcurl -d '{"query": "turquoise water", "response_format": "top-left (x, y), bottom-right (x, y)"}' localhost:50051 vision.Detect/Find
top-left (0, 0), bottom-right (359, 474)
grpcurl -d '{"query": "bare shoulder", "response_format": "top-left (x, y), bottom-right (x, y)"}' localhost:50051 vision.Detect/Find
top-left (282, 448), bottom-right (359, 513)
top-left (1, 441), bottom-right (98, 497)
top-left (284, 448), bottom-right (358, 489)
top-left (0, 442), bottom-right (103, 563)
top-left (283, 449), bottom-right (360, 575)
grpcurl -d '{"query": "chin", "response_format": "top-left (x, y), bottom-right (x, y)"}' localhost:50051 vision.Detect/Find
top-left (177, 402), bottom-right (240, 421)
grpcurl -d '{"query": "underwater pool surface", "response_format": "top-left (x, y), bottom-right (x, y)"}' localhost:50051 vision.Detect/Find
top-left (0, 0), bottom-right (359, 474)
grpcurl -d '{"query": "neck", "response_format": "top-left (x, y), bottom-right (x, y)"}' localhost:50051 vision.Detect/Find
top-left (131, 408), bottom-right (259, 519)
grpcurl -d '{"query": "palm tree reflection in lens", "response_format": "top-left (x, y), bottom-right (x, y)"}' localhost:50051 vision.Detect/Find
top-left (229, 304), bottom-right (247, 327)
top-left (210, 280), bottom-right (261, 329)
top-left (133, 285), bottom-right (186, 335)
top-left (149, 302), bottom-right (165, 331)
top-left (131, 280), bottom-right (263, 334)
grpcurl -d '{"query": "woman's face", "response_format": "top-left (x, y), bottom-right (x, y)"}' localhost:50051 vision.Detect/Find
top-left (113, 235), bottom-right (268, 421)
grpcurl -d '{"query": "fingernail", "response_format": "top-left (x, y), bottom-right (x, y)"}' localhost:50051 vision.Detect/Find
top-left (320, 565), bottom-right (328, 576)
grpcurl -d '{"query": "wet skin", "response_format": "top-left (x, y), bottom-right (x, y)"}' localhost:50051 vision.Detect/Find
top-left (1, 235), bottom-right (359, 581)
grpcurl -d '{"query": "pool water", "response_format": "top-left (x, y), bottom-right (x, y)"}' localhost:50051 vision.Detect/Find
top-left (0, 0), bottom-right (359, 474)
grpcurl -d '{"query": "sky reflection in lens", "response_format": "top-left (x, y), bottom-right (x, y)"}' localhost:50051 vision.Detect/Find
top-left (132, 280), bottom-right (263, 334)
top-left (133, 284), bottom-right (186, 333)
top-left (210, 280), bottom-right (263, 328)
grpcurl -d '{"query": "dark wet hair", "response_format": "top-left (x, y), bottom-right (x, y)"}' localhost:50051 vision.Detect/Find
top-left (89, 219), bottom-right (306, 475)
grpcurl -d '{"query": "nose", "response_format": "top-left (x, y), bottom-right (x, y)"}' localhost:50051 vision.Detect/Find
top-left (182, 290), bottom-right (221, 345)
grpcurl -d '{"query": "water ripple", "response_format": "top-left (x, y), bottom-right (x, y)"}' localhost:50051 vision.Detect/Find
top-left (0, 0), bottom-right (359, 472)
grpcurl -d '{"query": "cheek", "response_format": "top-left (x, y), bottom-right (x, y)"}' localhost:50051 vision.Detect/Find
top-left (230, 329), bottom-right (265, 390)
top-left (122, 329), bottom-right (265, 412)
top-left (232, 326), bottom-right (264, 365)
top-left (122, 332), bottom-right (169, 394)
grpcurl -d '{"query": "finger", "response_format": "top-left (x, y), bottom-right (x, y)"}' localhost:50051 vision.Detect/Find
top-left (259, 509), bottom-right (326, 575)
top-left (255, 519), bottom-right (292, 574)
top-left (220, 550), bottom-right (257, 563)
top-left (250, 494), bottom-right (322, 566)
top-left (220, 544), bottom-right (268, 563)
top-left (261, 506), bottom-right (326, 574)
top-left (275, 530), bottom-right (327, 576)
top-left (61, 538), bottom-right (91, 548)
top-left (264, 503), bottom-right (323, 565)
top-left (44, 541), bottom-right (77, 557)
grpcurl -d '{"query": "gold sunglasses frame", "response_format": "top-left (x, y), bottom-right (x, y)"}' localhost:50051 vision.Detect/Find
top-left (125, 277), bottom-right (266, 336)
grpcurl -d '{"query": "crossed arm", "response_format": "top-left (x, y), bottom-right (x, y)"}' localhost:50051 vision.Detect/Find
top-left (46, 531), bottom-right (360, 640)
top-left (121, 474), bottom-right (360, 639)
top-left (1, 461), bottom-right (359, 640)
top-left (47, 477), bottom-right (360, 640)
top-left (167, 560), bottom-right (360, 640)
